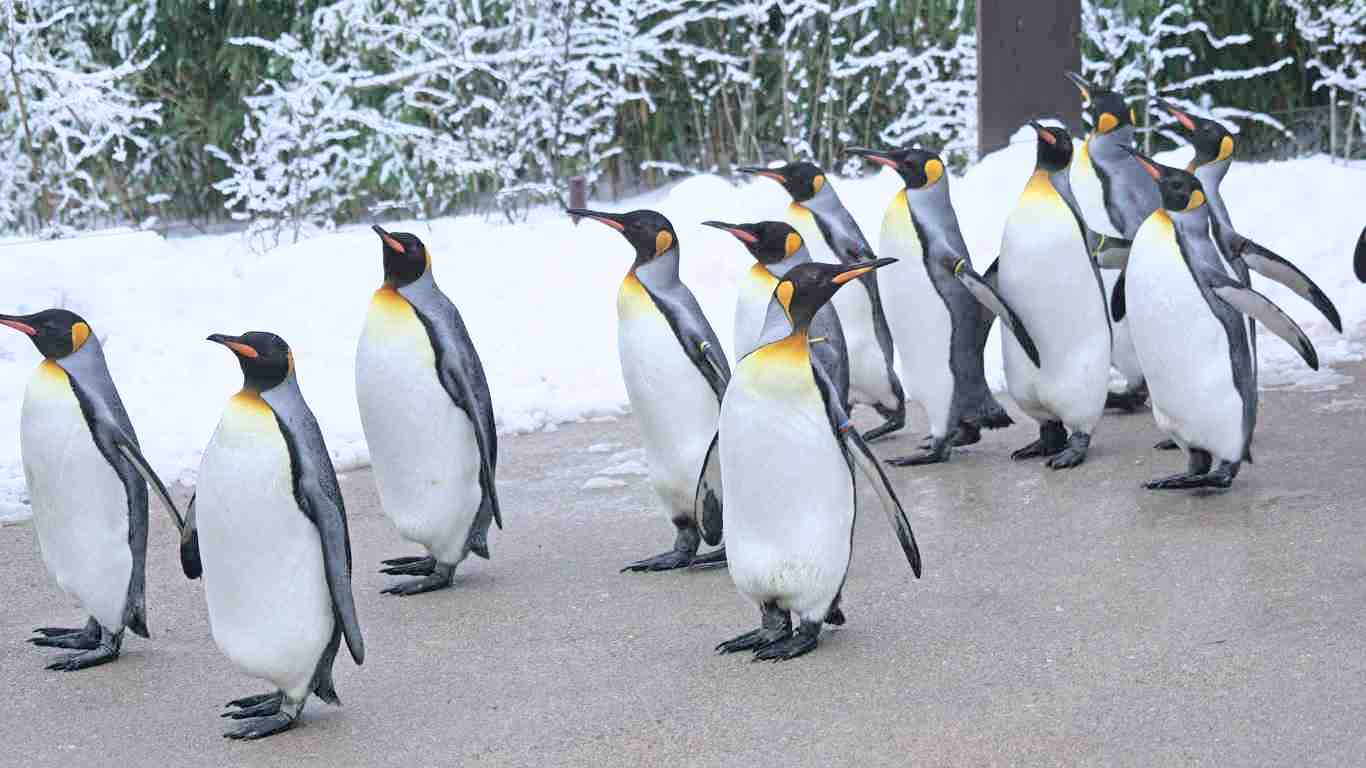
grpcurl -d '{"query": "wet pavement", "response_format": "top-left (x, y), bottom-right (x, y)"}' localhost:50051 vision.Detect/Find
top-left (2, 366), bottom-right (1365, 766)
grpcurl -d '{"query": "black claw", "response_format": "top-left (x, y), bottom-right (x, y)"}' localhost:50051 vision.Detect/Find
top-left (751, 632), bottom-right (819, 661)
top-left (44, 646), bottom-right (119, 672)
top-left (688, 548), bottom-right (728, 570)
top-left (620, 550), bottom-right (693, 573)
top-left (226, 692), bottom-right (281, 710)
top-left (1046, 433), bottom-right (1091, 470)
top-left (1154, 439), bottom-right (1180, 451)
top-left (379, 556), bottom-right (437, 576)
top-left (380, 555), bottom-right (429, 566)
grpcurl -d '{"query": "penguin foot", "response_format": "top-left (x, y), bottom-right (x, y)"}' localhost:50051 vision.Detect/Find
top-left (620, 549), bottom-right (693, 573)
top-left (824, 607), bottom-right (846, 626)
top-left (1154, 439), bottom-right (1180, 451)
top-left (1105, 389), bottom-right (1149, 413)
top-left (951, 423), bottom-right (982, 447)
top-left (44, 644), bottom-right (119, 672)
top-left (718, 602), bottom-right (792, 654)
top-left (752, 622), bottom-right (820, 662)
top-left (1046, 433), bottom-right (1091, 470)
top-left (1144, 472), bottom-right (1232, 490)
top-left (861, 408), bottom-right (905, 443)
top-left (223, 693), bottom-right (283, 720)
top-left (887, 437), bottom-right (950, 467)
top-left (1012, 421), bottom-right (1068, 461)
top-left (30, 618), bottom-right (101, 650)
top-left (223, 712), bottom-right (296, 740)
top-left (226, 691), bottom-right (283, 710)
top-left (381, 564), bottom-right (455, 596)
top-left (379, 555), bottom-right (437, 576)
top-left (688, 547), bottom-right (728, 570)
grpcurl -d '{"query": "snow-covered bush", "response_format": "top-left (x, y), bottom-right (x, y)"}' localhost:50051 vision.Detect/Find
top-left (1284, 0), bottom-right (1366, 155)
top-left (0, 0), bottom-right (162, 236)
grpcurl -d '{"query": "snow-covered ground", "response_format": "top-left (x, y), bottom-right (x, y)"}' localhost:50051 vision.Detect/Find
top-left (2, 141), bottom-right (1363, 521)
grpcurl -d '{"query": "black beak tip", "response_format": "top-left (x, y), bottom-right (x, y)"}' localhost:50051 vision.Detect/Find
top-left (371, 224), bottom-right (388, 237)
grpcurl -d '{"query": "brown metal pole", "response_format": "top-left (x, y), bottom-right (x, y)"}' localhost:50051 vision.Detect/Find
top-left (977, 0), bottom-right (1083, 157)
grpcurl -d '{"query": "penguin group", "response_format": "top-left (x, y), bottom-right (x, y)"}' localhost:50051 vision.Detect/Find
top-left (0, 65), bottom-right (1344, 740)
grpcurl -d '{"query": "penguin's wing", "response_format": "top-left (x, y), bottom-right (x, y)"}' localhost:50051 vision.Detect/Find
top-left (115, 442), bottom-right (185, 533)
top-left (408, 290), bottom-right (502, 530)
top-left (1091, 233), bottom-right (1131, 269)
top-left (266, 390), bottom-right (365, 666)
top-left (953, 260), bottom-right (1041, 367)
top-left (180, 493), bottom-right (202, 580)
top-left (650, 285), bottom-right (731, 400)
top-left (1355, 226), bottom-right (1366, 284)
top-left (1204, 271), bottom-right (1319, 370)
top-left (693, 432), bottom-right (723, 547)
top-left (1111, 269), bottom-right (1127, 322)
top-left (1234, 235), bottom-right (1342, 332)
top-left (811, 361), bottom-right (922, 577)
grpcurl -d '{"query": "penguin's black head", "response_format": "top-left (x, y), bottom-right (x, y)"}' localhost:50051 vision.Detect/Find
top-left (1066, 71), bottom-right (1133, 136)
top-left (846, 146), bottom-right (945, 190)
top-left (1155, 99), bottom-right (1234, 169)
top-left (737, 162), bottom-right (828, 202)
top-left (372, 225), bottom-right (430, 287)
top-left (567, 208), bottom-right (678, 267)
top-left (0, 308), bottom-right (93, 359)
top-left (774, 258), bottom-right (897, 331)
top-left (702, 220), bottom-right (804, 266)
top-left (1123, 148), bottom-right (1207, 213)
top-left (1029, 121), bottom-right (1074, 172)
top-left (208, 331), bottom-right (293, 392)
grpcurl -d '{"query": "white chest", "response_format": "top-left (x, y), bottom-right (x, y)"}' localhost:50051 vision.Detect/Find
top-left (20, 361), bottom-right (132, 631)
top-left (734, 264), bottom-right (778, 361)
top-left (1070, 143), bottom-right (1122, 238)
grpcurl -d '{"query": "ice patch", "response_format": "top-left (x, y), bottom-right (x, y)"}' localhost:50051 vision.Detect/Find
top-left (582, 477), bottom-right (628, 490)
top-left (586, 442), bottom-right (622, 454)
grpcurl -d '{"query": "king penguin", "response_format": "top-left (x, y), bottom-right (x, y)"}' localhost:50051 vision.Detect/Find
top-left (1065, 72), bottom-right (1161, 413)
top-left (997, 123), bottom-right (1112, 469)
top-left (183, 332), bottom-right (364, 739)
top-left (716, 258), bottom-right (921, 661)
top-left (703, 219), bottom-right (850, 408)
top-left (567, 208), bottom-right (729, 571)
top-left (1122, 152), bottom-right (1319, 490)
top-left (847, 146), bottom-right (1042, 466)
top-left (357, 226), bottom-right (500, 596)
top-left (738, 162), bottom-right (908, 440)
top-left (1, 309), bottom-right (183, 671)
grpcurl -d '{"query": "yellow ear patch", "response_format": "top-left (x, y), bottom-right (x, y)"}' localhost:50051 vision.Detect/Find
top-left (812, 175), bottom-right (825, 193)
top-left (775, 280), bottom-right (795, 311)
top-left (655, 230), bottom-right (673, 255)
top-left (1216, 135), bottom-right (1234, 163)
top-left (1129, 108), bottom-right (1137, 125)
top-left (70, 322), bottom-right (90, 352)
top-left (784, 232), bottom-right (802, 258)
top-left (1184, 189), bottom-right (1206, 211)
top-left (1097, 113), bottom-right (1119, 133)
top-left (924, 159), bottom-right (944, 187)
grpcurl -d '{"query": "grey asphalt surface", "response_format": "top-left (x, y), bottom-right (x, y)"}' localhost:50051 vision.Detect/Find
top-left (2, 367), bottom-right (1365, 767)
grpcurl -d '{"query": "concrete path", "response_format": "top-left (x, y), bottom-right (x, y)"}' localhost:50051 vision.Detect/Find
top-left (2, 369), bottom-right (1365, 766)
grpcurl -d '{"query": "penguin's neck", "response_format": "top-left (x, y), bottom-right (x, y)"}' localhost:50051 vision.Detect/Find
top-left (754, 298), bottom-right (799, 350)
top-left (904, 182), bottom-right (960, 249)
top-left (1193, 161), bottom-right (1233, 230)
top-left (1087, 127), bottom-right (1136, 166)
top-left (764, 247), bottom-right (811, 280)
top-left (801, 184), bottom-right (842, 221)
top-left (633, 247), bottom-right (680, 292)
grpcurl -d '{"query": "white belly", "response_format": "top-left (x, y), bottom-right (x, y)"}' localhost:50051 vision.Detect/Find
top-left (197, 392), bottom-right (334, 700)
top-left (1102, 269), bottom-right (1145, 389)
top-left (879, 193), bottom-right (955, 436)
top-left (720, 339), bottom-right (852, 623)
top-left (357, 289), bottom-right (482, 563)
top-left (999, 182), bottom-right (1110, 433)
top-left (20, 362), bottom-right (132, 632)
top-left (789, 205), bottom-right (897, 409)
top-left (618, 276), bottom-right (719, 521)
top-left (1127, 216), bottom-right (1245, 462)
top-left (1071, 143), bottom-right (1123, 238)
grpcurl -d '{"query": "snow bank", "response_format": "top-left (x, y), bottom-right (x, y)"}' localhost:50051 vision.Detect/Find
top-left (2, 149), bottom-right (1362, 520)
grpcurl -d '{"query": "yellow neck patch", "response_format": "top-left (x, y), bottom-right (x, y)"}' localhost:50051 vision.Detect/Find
top-left (784, 232), bottom-right (802, 258)
top-left (655, 230), bottom-right (673, 256)
top-left (70, 322), bottom-right (90, 352)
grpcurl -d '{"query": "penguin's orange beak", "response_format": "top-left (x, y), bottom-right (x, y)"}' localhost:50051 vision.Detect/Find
top-left (846, 147), bottom-right (898, 169)
top-left (1029, 121), bottom-right (1057, 145)
top-left (1121, 146), bottom-right (1163, 181)
top-left (1155, 99), bottom-right (1196, 131)
top-left (737, 166), bottom-right (786, 184)
top-left (566, 209), bottom-right (626, 232)
top-left (207, 334), bottom-right (259, 359)
top-left (1065, 71), bottom-right (1092, 102)
top-left (372, 224), bottom-right (405, 254)
top-left (701, 221), bottom-right (758, 244)
top-left (832, 257), bottom-right (897, 284)
top-left (0, 316), bottom-right (37, 336)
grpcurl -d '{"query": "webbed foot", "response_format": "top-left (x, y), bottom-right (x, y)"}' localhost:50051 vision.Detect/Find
top-left (381, 563), bottom-right (455, 596)
top-left (1046, 432), bottom-right (1091, 470)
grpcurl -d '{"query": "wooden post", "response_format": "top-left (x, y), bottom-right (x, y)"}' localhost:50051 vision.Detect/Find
top-left (977, 0), bottom-right (1083, 157)
top-left (568, 176), bottom-right (587, 222)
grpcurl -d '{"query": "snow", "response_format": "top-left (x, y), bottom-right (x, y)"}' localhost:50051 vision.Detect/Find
top-left (2, 145), bottom-right (1363, 521)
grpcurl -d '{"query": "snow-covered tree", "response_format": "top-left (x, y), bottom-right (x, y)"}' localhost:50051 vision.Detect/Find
top-left (0, 0), bottom-right (162, 236)
top-left (1081, 0), bottom-right (1294, 151)
top-left (1284, 0), bottom-right (1366, 157)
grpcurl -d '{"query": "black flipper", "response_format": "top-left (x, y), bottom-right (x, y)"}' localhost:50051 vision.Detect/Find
top-left (435, 362), bottom-right (501, 531)
top-left (1209, 281), bottom-right (1318, 370)
top-left (1111, 269), bottom-right (1127, 322)
top-left (1355, 226), bottom-right (1366, 283)
top-left (694, 432), bottom-right (724, 547)
top-left (115, 441), bottom-right (185, 532)
top-left (954, 260), bottom-right (1041, 367)
top-left (180, 493), bottom-right (202, 580)
top-left (1236, 235), bottom-right (1342, 332)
